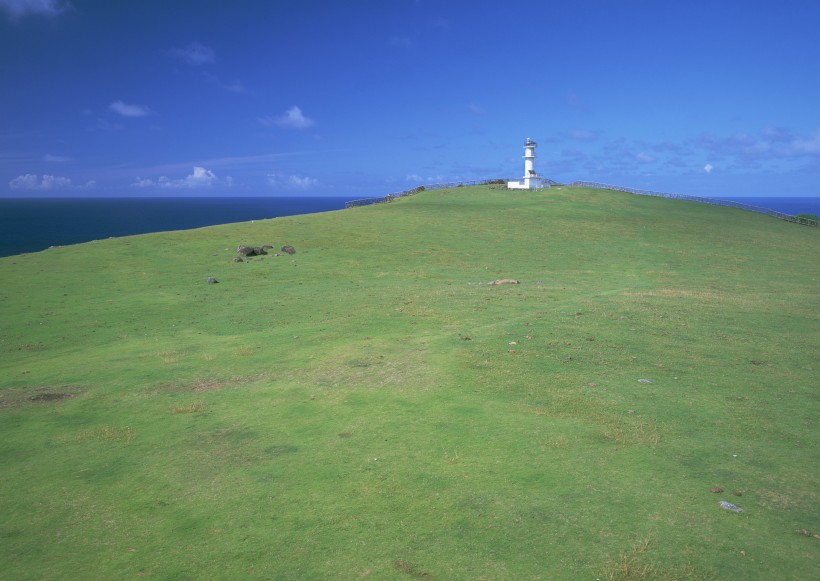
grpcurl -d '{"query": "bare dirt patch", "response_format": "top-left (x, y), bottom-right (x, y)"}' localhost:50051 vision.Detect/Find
top-left (0, 386), bottom-right (81, 408)
top-left (29, 392), bottom-right (73, 402)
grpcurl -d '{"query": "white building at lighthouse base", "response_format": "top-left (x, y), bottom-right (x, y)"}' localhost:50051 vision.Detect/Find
top-left (507, 175), bottom-right (547, 189)
top-left (507, 137), bottom-right (549, 190)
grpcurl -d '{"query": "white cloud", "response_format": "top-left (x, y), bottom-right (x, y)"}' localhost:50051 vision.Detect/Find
top-left (258, 106), bottom-right (315, 129)
top-left (132, 166), bottom-right (231, 189)
top-left (266, 172), bottom-right (317, 189)
top-left (400, 174), bottom-right (442, 184)
top-left (288, 175), bottom-right (317, 188)
top-left (635, 152), bottom-right (654, 163)
top-left (109, 100), bottom-right (152, 118)
top-left (44, 153), bottom-right (70, 162)
top-left (704, 163), bottom-right (714, 173)
top-left (9, 173), bottom-right (93, 190)
top-left (169, 42), bottom-right (215, 66)
top-left (0, 0), bottom-right (69, 19)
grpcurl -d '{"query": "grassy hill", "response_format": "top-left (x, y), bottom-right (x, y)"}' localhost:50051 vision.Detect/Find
top-left (1, 185), bottom-right (817, 579)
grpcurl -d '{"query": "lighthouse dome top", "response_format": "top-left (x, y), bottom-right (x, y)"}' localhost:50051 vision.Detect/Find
top-left (525, 137), bottom-right (537, 147)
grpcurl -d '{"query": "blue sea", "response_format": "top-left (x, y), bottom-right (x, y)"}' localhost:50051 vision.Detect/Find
top-left (0, 197), bottom-right (349, 258)
top-left (0, 195), bottom-right (817, 259)
top-left (711, 197), bottom-right (820, 217)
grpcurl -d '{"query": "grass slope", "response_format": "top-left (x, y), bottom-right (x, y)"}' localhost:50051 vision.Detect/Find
top-left (0, 186), bottom-right (817, 579)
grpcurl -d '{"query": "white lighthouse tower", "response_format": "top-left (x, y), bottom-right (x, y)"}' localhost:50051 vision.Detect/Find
top-left (507, 138), bottom-right (548, 190)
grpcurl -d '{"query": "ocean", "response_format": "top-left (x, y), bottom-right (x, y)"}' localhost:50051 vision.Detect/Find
top-left (0, 195), bottom-right (817, 259)
top-left (713, 197), bottom-right (820, 217)
top-left (0, 197), bottom-right (349, 258)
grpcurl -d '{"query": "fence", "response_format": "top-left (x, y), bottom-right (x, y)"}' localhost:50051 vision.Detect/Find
top-left (347, 179), bottom-right (818, 229)
top-left (345, 178), bottom-right (507, 208)
top-left (572, 181), bottom-right (820, 228)
top-left (345, 177), bottom-right (568, 208)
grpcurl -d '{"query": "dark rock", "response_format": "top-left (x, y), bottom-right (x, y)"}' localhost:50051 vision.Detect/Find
top-left (207, 277), bottom-right (218, 284)
top-left (281, 245), bottom-right (296, 255)
top-left (236, 245), bottom-right (268, 257)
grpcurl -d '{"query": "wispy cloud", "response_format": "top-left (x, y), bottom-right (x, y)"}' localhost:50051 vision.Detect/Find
top-left (566, 129), bottom-right (599, 142)
top-left (704, 163), bottom-right (714, 173)
top-left (199, 72), bottom-right (251, 94)
top-left (258, 106), bottom-right (315, 129)
top-left (168, 42), bottom-right (215, 66)
top-left (266, 172), bottom-right (317, 189)
top-left (0, 0), bottom-right (70, 20)
top-left (696, 127), bottom-right (820, 162)
top-left (9, 173), bottom-right (94, 190)
top-left (792, 130), bottom-right (820, 155)
top-left (565, 92), bottom-right (591, 114)
top-left (109, 100), bottom-right (152, 118)
top-left (389, 35), bottom-right (412, 49)
top-left (44, 153), bottom-right (71, 162)
top-left (429, 17), bottom-right (449, 30)
top-left (221, 79), bottom-right (250, 94)
top-left (132, 166), bottom-right (232, 189)
top-left (466, 103), bottom-right (487, 116)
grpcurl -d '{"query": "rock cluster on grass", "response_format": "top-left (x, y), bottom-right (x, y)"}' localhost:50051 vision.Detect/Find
top-left (236, 244), bottom-right (272, 257)
top-left (234, 244), bottom-right (295, 260)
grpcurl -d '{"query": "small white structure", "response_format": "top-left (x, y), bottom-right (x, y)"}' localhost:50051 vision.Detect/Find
top-left (507, 138), bottom-right (549, 190)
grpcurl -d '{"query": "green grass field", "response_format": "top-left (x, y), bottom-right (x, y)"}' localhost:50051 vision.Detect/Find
top-left (1, 186), bottom-right (817, 579)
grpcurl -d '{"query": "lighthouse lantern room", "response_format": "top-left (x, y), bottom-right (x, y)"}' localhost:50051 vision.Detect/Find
top-left (507, 138), bottom-right (548, 190)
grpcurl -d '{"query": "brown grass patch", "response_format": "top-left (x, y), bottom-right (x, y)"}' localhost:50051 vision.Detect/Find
top-left (172, 401), bottom-right (208, 414)
top-left (153, 373), bottom-right (270, 394)
top-left (599, 538), bottom-right (710, 580)
top-left (393, 560), bottom-right (432, 578)
top-left (64, 425), bottom-right (135, 444)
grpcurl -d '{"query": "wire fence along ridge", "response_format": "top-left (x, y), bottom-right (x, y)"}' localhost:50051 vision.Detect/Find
top-left (345, 177), bottom-right (563, 208)
top-left (345, 178), bottom-right (819, 229)
top-left (572, 181), bottom-right (819, 228)
top-left (344, 179), bottom-right (505, 208)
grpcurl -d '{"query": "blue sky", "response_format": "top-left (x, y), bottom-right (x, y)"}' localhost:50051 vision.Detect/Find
top-left (2, 0), bottom-right (819, 198)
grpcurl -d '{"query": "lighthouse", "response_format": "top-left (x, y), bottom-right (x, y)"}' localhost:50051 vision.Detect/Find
top-left (507, 138), bottom-right (548, 190)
